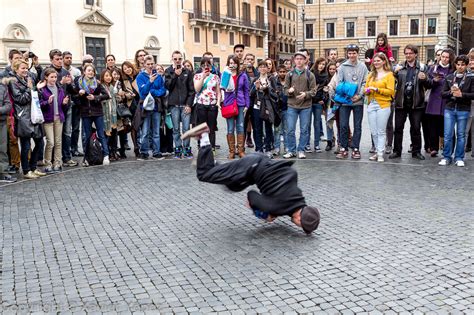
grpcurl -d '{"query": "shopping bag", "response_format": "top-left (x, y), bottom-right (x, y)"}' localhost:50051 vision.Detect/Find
top-left (30, 90), bottom-right (44, 124)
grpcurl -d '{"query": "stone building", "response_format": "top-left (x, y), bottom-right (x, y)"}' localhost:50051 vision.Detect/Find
top-left (462, 0), bottom-right (474, 52)
top-left (0, 0), bottom-right (181, 72)
top-left (182, 0), bottom-right (269, 70)
top-left (297, 0), bottom-right (461, 62)
top-left (276, 0), bottom-right (298, 62)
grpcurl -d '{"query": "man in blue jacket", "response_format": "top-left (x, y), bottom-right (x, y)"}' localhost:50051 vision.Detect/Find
top-left (136, 55), bottom-right (167, 160)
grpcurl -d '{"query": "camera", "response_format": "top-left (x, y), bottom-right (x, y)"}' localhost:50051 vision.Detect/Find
top-left (404, 82), bottom-right (414, 99)
top-left (176, 64), bottom-right (181, 70)
top-left (28, 52), bottom-right (36, 59)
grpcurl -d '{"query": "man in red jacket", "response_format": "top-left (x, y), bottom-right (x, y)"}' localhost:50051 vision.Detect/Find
top-left (182, 123), bottom-right (320, 234)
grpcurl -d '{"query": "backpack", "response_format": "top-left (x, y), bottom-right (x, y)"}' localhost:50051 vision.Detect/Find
top-left (86, 131), bottom-right (103, 165)
top-left (288, 69), bottom-right (312, 91)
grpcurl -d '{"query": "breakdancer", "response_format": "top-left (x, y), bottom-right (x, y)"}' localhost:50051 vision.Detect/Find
top-left (182, 123), bottom-right (320, 234)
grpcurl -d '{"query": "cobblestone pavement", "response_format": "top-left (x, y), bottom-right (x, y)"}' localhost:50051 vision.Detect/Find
top-left (1, 116), bottom-right (473, 313)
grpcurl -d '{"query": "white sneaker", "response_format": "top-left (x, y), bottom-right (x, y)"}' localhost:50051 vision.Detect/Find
top-left (455, 160), bottom-right (465, 167)
top-left (283, 152), bottom-right (296, 159)
top-left (297, 151), bottom-right (306, 159)
top-left (103, 155), bottom-right (110, 166)
top-left (315, 146), bottom-right (322, 153)
top-left (377, 155), bottom-right (384, 162)
top-left (438, 159), bottom-right (449, 166)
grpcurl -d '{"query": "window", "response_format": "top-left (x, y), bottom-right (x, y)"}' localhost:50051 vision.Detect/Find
top-left (210, 0), bottom-right (219, 21)
top-left (426, 46), bottom-right (435, 61)
top-left (256, 36), bottom-right (263, 48)
top-left (278, 7), bottom-right (282, 16)
top-left (427, 18), bottom-right (437, 35)
top-left (242, 3), bottom-right (251, 25)
top-left (347, 0), bottom-right (354, 2)
top-left (272, 0), bottom-right (276, 13)
top-left (410, 18), bottom-right (419, 35)
top-left (213, 30), bottom-right (219, 44)
top-left (229, 32), bottom-right (235, 45)
top-left (293, 12), bottom-right (295, 21)
top-left (227, 0), bottom-right (236, 18)
top-left (367, 20), bottom-right (376, 37)
top-left (293, 25), bottom-right (296, 36)
top-left (256, 6), bottom-right (264, 29)
top-left (305, 24), bottom-right (314, 39)
top-left (85, 37), bottom-right (106, 75)
top-left (346, 21), bottom-right (355, 38)
top-left (145, 0), bottom-right (154, 15)
top-left (306, 0), bottom-right (314, 3)
top-left (285, 43), bottom-right (289, 52)
top-left (86, 0), bottom-right (94, 5)
top-left (280, 42), bottom-right (283, 52)
top-left (279, 23), bottom-right (282, 33)
top-left (288, 11), bottom-right (291, 19)
top-left (85, 0), bottom-right (101, 6)
top-left (242, 34), bottom-right (250, 47)
top-left (193, 28), bottom-right (200, 43)
top-left (327, 0), bottom-right (334, 2)
top-left (326, 22), bottom-right (335, 38)
top-left (391, 47), bottom-right (399, 61)
top-left (389, 19), bottom-right (398, 36)
top-left (284, 22), bottom-right (287, 34)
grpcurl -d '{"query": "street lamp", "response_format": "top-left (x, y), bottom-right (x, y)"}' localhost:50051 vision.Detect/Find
top-left (301, 6), bottom-right (306, 49)
top-left (455, 6), bottom-right (461, 55)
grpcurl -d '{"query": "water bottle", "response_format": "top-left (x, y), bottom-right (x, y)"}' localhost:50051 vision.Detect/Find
top-left (253, 209), bottom-right (269, 220)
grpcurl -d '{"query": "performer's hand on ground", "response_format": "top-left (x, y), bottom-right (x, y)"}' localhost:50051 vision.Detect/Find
top-left (245, 199), bottom-right (251, 209)
top-left (266, 215), bottom-right (276, 223)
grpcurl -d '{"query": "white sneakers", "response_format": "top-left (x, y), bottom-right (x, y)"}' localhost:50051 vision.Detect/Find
top-left (439, 159), bottom-right (465, 167)
top-left (103, 156), bottom-right (110, 166)
top-left (297, 151), bottom-right (306, 159)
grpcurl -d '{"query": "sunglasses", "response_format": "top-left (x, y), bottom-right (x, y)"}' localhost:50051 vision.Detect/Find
top-left (173, 58), bottom-right (183, 61)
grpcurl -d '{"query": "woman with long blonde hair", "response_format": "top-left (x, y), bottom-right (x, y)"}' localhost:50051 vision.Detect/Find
top-left (364, 52), bottom-right (395, 162)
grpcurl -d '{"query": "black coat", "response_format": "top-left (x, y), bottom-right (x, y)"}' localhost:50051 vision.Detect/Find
top-left (394, 61), bottom-right (430, 109)
top-left (74, 76), bottom-right (109, 118)
top-left (164, 67), bottom-right (195, 107)
top-left (442, 72), bottom-right (474, 112)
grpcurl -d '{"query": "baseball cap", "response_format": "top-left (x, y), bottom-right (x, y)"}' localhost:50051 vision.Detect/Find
top-left (300, 206), bottom-right (320, 234)
top-left (294, 51), bottom-right (307, 59)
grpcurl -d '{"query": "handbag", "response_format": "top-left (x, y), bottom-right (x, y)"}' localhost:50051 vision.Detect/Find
top-left (221, 100), bottom-right (239, 118)
top-left (117, 103), bottom-right (132, 118)
top-left (143, 92), bottom-right (155, 111)
top-left (30, 90), bottom-right (44, 124)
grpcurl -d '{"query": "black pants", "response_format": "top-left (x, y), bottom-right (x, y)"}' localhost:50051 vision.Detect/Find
top-left (394, 107), bottom-right (424, 155)
top-left (71, 104), bottom-right (81, 152)
top-left (252, 107), bottom-right (274, 152)
top-left (425, 113), bottom-right (444, 152)
top-left (196, 104), bottom-right (218, 148)
top-left (19, 137), bottom-right (41, 174)
top-left (386, 105), bottom-right (394, 147)
top-left (197, 145), bottom-right (261, 191)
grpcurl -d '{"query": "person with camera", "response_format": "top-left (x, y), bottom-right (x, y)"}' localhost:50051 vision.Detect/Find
top-left (136, 55), bottom-right (167, 160)
top-left (243, 53), bottom-right (259, 149)
top-left (164, 50), bottom-right (195, 159)
top-left (438, 55), bottom-right (474, 167)
top-left (389, 44), bottom-right (430, 160)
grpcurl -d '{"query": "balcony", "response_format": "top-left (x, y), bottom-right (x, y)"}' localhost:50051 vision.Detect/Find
top-left (188, 10), bottom-right (269, 33)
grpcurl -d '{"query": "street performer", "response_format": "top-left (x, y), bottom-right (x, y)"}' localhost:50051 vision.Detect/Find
top-left (182, 123), bottom-right (320, 234)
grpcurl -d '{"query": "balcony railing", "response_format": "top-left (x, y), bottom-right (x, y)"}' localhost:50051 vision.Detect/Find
top-left (189, 10), bottom-right (269, 31)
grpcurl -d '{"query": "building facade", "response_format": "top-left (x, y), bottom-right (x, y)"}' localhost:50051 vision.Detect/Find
top-left (268, 0), bottom-right (279, 60)
top-left (297, 0), bottom-right (460, 63)
top-left (182, 0), bottom-right (269, 70)
top-left (462, 0), bottom-right (474, 52)
top-left (276, 0), bottom-right (297, 62)
top-left (0, 0), bottom-right (181, 72)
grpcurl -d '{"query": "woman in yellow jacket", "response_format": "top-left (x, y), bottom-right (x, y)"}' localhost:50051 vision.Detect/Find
top-left (364, 52), bottom-right (396, 162)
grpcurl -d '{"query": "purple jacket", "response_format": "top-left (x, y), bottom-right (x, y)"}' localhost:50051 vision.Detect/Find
top-left (223, 73), bottom-right (250, 108)
top-left (39, 84), bottom-right (68, 123)
top-left (426, 65), bottom-right (453, 116)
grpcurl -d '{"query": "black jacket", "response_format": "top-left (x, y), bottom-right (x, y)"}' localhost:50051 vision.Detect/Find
top-left (7, 75), bottom-right (43, 138)
top-left (164, 67), bottom-right (195, 107)
top-left (74, 76), bottom-right (109, 118)
top-left (441, 72), bottom-right (474, 112)
top-left (0, 81), bottom-right (12, 122)
top-left (394, 60), bottom-right (430, 109)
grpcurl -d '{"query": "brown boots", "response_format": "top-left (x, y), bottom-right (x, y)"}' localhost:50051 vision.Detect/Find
top-left (237, 133), bottom-right (245, 158)
top-left (227, 134), bottom-right (236, 159)
top-left (227, 134), bottom-right (246, 159)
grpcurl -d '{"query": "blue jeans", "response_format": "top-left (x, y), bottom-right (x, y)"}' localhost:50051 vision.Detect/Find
top-left (367, 100), bottom-right (391, 155)
top-left (226, 106), bottom-right (245, 134)
top-left (62, 106), bottom-right (72, 161)
top-left (274, 110), bottom-right (288, 150)
top-left (253, 107), bottom-right (274, 152)
top-left (140, 111), bottom-right (161, 156)
top-left (443, 108), bottom-right (470, 162)
top-left (82, 116), bottom-right (109, 157)
top-left (339, 105), bottom-right (363, 150)
top-left (307, 103), bottom-right (324, 148)
top-left (170, 106), bottom-right (191, 149)
top-left (286, 107), bottom-right (311, 153)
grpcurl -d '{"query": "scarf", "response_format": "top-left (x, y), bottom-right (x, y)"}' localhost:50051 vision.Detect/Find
top-left (79, 76), bottom-right (97, 94)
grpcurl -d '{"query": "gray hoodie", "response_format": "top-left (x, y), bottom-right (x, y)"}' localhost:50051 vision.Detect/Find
top-left (335, 60), bottom-right (368, 105)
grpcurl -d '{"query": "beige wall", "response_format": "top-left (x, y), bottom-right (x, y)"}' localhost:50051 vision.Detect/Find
top-left (182, 0), bottom-right (268, 70)
top-left (297, 0), bottom-right (458, 62)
